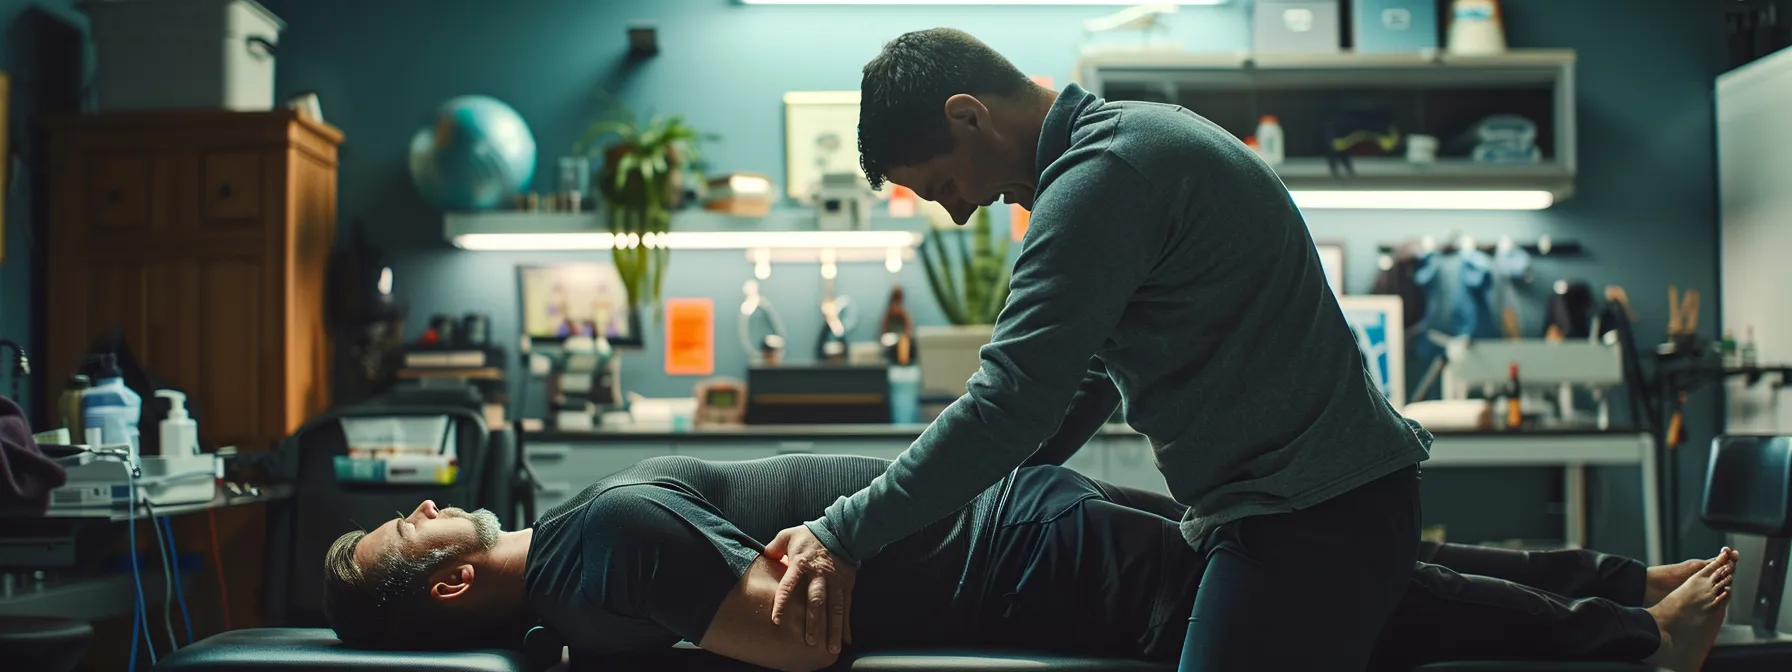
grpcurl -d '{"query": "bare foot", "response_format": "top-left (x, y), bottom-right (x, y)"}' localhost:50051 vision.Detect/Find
top-left (1647, 558), bottom-right (1711, 606)
top-left (1643, 548), bottom-right (1736, 672)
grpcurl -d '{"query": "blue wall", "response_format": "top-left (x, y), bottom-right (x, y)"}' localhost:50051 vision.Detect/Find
top-left (256, 0), bottom-right (1732, 558)
top-left (0, 0), bottom-right (86, 421)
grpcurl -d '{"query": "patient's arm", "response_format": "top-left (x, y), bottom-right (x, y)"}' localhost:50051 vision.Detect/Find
top-left (697, 555), bottom-right (841, 672)
top-left (583, 486), bottom-right (841, 672)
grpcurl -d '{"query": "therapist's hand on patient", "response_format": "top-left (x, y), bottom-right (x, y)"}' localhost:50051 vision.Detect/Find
top-left (765, 525), bottom-right (856, 653)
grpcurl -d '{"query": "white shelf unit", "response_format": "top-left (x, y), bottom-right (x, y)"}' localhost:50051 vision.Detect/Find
top-left (1075, 49), bottom-right (1578, 206)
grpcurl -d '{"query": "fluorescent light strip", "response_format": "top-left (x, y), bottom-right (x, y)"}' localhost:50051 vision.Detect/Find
top-left (741, 0), bottom-right (1226, 4)
top-left (1290, 190), bottom-right (1555, 211)
top-left (453, 230), bottom-right (921, 252)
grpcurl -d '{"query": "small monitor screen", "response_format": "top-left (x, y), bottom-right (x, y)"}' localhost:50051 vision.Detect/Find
top-left (518, 264), bottom-right (640, 345)
top-left (707, 388), bottom-right (738, 408)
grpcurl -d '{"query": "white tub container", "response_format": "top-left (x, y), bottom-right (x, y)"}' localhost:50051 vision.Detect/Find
top-left (81, 0), bottom-right (284, 111)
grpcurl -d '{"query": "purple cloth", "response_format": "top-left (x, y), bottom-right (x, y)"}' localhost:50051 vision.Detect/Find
top-left (0, 396), bottom-right (65, 513)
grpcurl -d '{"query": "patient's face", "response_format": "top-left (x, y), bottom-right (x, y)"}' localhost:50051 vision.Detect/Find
top-left (354, 499), bottom-right (499, 570)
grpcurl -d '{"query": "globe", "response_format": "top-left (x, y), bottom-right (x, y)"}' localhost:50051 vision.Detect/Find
top-left (408, 95), bottom-right (537, 211)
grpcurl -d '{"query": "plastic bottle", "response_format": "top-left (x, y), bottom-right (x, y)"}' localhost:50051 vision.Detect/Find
top-left (1722, 329), bottom-right (1739, 368)
top-left (156, 390), bottom-right (200, 456)
top-left (81, 354), bottom-right (142, 457)
top-left (1256, 115), bottom-right (1285, 166)
top-left (59, 374), bottom-right (90, 438)
top-left (1505, 362), bottom-right (1523, 430)
top-left (1741, 327), bottom-right (1759, 368)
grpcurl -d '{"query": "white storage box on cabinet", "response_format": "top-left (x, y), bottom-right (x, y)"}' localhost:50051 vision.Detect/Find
top-left (81, 0), bottom-right (284, 111)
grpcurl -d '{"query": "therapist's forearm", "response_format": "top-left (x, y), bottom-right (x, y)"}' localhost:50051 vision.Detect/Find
top-left (811, 392), bottom-right (1043, 564)
top-left (1023, 360), bottom-right (1121, 469)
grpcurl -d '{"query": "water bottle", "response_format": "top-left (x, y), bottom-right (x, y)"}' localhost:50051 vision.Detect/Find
top-left (81, 353), bottom-right (143, 458)
top-left (1256, 115), bottom-right (1285, 166)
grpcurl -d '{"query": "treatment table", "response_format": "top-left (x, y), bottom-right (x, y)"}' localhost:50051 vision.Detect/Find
top-left (153, 434), bottom-right (1792, 672)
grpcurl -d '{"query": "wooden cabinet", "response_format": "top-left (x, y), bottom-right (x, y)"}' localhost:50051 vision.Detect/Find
top-left (45, 111), bottom-right (341, 452)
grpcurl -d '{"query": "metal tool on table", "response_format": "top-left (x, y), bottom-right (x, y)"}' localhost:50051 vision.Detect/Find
top-left (739, 280), bottom-right (788, 366)
top-left (815, 262), bottom-right (858, 365)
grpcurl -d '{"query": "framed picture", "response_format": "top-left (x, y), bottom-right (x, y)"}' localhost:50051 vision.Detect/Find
top-left (1314, 240), bottom-right (1345, 296)
top-left (517, 263), bottom-right (642, 347)
top-left (1338, 295), bottom-right (1405, 411)
top-left (784, 91), bottom-right (882, 202)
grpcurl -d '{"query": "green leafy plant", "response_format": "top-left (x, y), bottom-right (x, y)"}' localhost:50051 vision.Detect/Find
top-left (918, 207), bottom-right (1012, 326)
top-left (574, 104), bottom-right (716, 319)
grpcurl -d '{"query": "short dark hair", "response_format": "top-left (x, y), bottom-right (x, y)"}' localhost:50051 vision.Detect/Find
top-left (858, 28), bottom-right (1033, 190)
top-left (321, 529), bottom-right (515, 651)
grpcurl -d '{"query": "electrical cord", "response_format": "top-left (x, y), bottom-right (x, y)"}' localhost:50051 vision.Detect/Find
top-left (143, 498), bottom-right (179, 653)
top-left (207, 508), bottom-right (233, 630)
top-left (128, 466), bottom-right (158, 666)
top-left (163, 516), bottom-right (195, 644)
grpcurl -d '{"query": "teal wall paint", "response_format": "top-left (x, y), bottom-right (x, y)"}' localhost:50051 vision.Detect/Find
top-left (0, 0), bottom-right (86, 422)
top-left (257, 0), bottom-right (1734, 558)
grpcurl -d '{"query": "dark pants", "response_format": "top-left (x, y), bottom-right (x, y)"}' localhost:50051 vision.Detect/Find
top-left (1181, 464), bottom-right (1422, 671)
top-left (978, 466), bottom-right (1661, 670)
top-left (1368, 543), bottom-right (1662, 670)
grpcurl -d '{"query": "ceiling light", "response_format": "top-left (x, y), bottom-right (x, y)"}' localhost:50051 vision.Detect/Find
top-left (1290, 190), bottom-right (1556, 211)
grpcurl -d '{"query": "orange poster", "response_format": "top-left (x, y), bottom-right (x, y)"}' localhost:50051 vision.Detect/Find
top-left (664, 298), bottom-right (715, 376)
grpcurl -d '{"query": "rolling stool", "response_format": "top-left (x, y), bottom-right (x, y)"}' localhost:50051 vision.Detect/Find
top-left (0, 616), bottom-right (94, 672)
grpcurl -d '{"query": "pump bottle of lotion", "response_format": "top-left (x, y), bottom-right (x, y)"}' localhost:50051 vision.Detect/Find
top-left (156, 390), bottom-right (200, 456)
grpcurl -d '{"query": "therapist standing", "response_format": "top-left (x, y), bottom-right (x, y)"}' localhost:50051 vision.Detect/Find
top-left (763, 28), bottom-right (1434, 671)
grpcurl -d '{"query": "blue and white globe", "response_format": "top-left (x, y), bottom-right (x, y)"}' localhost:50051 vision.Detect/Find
top-left (408, 95), bottom-right (537, 211)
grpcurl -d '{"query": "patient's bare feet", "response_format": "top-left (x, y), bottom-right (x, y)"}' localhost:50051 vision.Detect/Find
top-left (1643, 548), bottom-right (1736, 672)
top-left (1647, 558), bottom-right (1710, 606)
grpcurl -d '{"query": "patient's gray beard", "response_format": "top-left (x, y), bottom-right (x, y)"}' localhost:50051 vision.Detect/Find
top-left (439, 507), bottom-right (502, 550)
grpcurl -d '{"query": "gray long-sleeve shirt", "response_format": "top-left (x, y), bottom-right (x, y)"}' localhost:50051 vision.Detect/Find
top-left (807, 84), bottom-right (1433, 564)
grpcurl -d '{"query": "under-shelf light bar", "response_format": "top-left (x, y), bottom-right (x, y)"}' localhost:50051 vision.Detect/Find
top-left (452, 230), bottom-right (921, 252)
top-left (1290, 190), bottom-right (1556, 211)
top-left (741, 0), bottom-right (1227, 4)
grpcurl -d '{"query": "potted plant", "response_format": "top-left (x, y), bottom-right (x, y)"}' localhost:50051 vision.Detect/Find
top-left (574, 105), bottom-right (715, 319)
top-left (916, 206), bottom-right (1012, 396)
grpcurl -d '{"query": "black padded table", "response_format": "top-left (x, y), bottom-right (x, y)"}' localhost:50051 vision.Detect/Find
top-left (153, 627), bottom-right (1768, 672)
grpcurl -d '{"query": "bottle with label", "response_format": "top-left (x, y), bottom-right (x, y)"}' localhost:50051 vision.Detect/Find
top-left (81, 353), bottom-right (143, 457)
top-left (1256, 115), bottom-right (1285, 166)
top-left (1721, 329), bottom-right (1739, 368)
top-left (59, 374), bottom-right (90, 438)
top-left (156, 390), bottom-right (200, 456)
top-left (1741, 327), bottom-right (1759, 368)
top-left (1505, 362), bottom-right (1523, 430)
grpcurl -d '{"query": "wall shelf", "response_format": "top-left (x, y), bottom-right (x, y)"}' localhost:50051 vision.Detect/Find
top-left (1076, 49), bottom-right (1578, 208)
top-left (444, 209), bottom-right (928, 262)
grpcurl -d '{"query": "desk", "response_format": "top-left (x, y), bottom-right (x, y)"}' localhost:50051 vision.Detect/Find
top-left (29, 484), bottom-right (292, 521)
top-left (0, 484), bottom-right (289, 620)
top-left (1426, 431), bottom-right (1661, 565)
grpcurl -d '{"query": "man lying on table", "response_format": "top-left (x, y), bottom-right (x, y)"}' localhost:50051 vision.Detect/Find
top-left (320, 453), bottom-right (1734, 672)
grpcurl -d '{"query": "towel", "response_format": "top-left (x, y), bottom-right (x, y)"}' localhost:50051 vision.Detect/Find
top-left (0, 396), bottom-right (66, 513)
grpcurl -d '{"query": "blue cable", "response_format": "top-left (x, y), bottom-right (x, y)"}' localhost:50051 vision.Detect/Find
top-left (162, 516), bottom-right (195, 644)
top-left (127, 471), bottom-right (156, 667)
top-left (128, 574), bottom-right (141, 672)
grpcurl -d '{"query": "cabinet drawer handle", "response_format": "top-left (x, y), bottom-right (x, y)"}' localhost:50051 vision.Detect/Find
top-left (107, 189), bottom-right (122, 204)
top-left (218, 183), bottom-right (234, 199)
